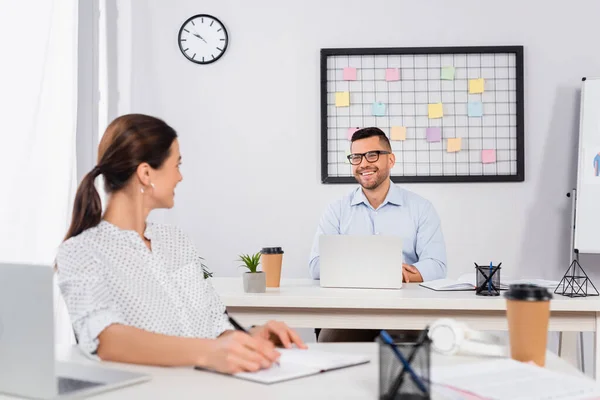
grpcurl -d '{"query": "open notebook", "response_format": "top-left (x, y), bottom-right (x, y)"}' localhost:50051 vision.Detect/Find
top-left (420, 274), bottom-right (559, 292)
top-left (232, 348), bottom-right (370, 384)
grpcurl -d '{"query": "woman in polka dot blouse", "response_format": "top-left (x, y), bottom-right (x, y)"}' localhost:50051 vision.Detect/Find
top-left (56, 114), bottom-right (306, 374)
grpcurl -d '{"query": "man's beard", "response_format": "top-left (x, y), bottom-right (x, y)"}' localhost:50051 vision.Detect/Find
top-left (354, 168), bottom-right (389, 190)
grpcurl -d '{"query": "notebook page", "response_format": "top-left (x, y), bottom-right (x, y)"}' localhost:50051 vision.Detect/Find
top-left (234, 349), bottom-right (370, 384)
top-left (235, 362), bottom-right (317, 384)
top-left (277, 348), bottom-right (370, 370)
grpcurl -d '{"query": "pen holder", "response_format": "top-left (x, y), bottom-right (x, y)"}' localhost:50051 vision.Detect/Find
top-left (377, 331), bottom-right (431, 400)
top-left (475, 263), bottom-right (501, 296)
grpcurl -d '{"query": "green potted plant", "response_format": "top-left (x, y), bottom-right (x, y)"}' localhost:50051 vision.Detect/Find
top-left (238, 252), bottom-right (266, 293)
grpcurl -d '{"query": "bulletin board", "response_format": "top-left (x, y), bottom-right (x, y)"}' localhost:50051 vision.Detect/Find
top-left (320, 46), bottom-right (524, 183)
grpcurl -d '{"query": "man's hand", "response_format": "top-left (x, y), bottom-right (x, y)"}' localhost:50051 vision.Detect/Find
top-left (402, 264), bottom-right (423, 283)
top-left (249, 321), bottom-right (308, 349)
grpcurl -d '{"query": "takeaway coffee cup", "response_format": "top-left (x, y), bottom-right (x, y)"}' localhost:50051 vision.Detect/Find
top-left (504, 284), bottom-right (553, 366)
top-left (261, 247), bottom-right (284, 288)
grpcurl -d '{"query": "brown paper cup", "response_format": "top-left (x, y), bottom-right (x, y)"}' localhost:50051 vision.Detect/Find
top-left (261, 247), bottom-right (284, 288)
top-left (505, 284), bottom-right (552, 367)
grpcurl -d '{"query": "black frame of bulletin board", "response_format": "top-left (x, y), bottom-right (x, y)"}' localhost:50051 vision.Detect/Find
top-left (320, 46), bottom-right (525, 184)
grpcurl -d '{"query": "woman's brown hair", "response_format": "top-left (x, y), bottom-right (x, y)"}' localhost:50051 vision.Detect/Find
top-left (63, 114), bottom-right (177, 242)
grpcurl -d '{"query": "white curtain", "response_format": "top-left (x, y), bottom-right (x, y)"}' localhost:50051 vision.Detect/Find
top-left (0, 0), bottom-right (79, 345)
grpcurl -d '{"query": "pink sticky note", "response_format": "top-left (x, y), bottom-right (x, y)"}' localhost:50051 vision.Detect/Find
top-left (343, 67), bottom-right (357, 81)
top-left (426, 127), bottom-right (441, 142)
top-left (482, 149), bottom-right (496, 164)
top-left (385, 68), bottom-right (400, 81)
top-left (347, 127), bottom-right (359, 140)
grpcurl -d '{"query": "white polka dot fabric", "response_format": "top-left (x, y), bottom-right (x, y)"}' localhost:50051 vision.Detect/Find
top-left (56, 221), bottom-right (233, 354)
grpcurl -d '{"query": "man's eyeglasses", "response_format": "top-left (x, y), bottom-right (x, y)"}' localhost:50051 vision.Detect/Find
top-left (347, 150), bottom-right (391, 165)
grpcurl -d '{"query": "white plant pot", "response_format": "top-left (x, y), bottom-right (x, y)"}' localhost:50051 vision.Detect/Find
top-left (243, 272), bottom-right (266, 293)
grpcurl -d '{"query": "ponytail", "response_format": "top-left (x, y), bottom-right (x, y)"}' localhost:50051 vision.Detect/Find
top-left (63, 166), bottom-right (103, 241)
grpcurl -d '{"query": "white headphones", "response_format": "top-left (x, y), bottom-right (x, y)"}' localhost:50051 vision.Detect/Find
top-left (428, 318), bottom-right (507, 357)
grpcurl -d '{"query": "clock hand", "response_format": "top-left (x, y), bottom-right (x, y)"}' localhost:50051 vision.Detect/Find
top-left (192, 32), bottom-right (207, 43)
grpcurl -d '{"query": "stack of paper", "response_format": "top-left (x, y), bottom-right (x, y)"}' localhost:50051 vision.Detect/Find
top-left (432, 358), bottom-right (600, 400)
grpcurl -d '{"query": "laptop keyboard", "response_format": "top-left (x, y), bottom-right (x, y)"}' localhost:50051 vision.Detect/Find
top-left (58, 377), bottom-right (103, 394)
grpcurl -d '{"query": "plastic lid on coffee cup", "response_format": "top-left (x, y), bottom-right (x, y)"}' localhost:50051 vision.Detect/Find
top-left (261, 247), bottom-right (284, 254)
top-left (504, 284), bottom-right (553, 301)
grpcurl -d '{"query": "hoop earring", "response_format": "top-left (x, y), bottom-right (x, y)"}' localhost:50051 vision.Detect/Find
top-left (140, 187), bottom-right (144, 194)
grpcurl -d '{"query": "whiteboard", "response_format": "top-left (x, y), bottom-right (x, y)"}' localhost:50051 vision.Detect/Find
top-left (574, 77), bottom-right (600, 253)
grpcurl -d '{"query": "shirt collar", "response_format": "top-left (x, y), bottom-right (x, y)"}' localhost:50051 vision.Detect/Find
top-left (350, 181), bottom-right (404, 208)
top-left (101, 220), bottom-right (154, 241)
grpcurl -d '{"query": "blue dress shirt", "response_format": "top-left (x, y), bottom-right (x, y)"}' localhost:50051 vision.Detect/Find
top-left (309, 182), bottom-right (447, 282)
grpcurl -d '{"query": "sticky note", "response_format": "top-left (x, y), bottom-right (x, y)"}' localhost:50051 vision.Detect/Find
top-left (469, 78), bottom-right (485, 94)
top-left (391, 126), bottom-right (407, 141)
top-left (372, 102), bottom-right (386, 116)
top-left (468, 101), bottom-right (483, 117)
top-left (482, 149), bottom-right (496, 164)
top-left (335, 92), bottom-right (350, 107)
top-left (441, 66), bottom-right (455, 80)
top-left (447, 138), bottom-right (462, 152)
top-left (347, 127), bottom-right (359, 140)
top-left (426, 127), bottom-right (441, 142)
top-left (428, 103), bottom-right (443, 119)
top-left (385, 68), bottom-right (400, 81)
top-left (343, 67), bottom-right (357, 81)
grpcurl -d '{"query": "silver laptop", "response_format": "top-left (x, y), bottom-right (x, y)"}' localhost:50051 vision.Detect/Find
top-left (319, 235), bottom-right (403, 289)
top-left (0, 263), bottom-right (150, 399)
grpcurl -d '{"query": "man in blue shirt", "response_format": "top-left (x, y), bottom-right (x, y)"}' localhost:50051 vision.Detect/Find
top-left (309, 127), bottom-right (447, 342)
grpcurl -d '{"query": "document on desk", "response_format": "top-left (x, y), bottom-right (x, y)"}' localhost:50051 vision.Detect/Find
top-left (233, 349), bottom-right (370, 384)
top-left (432, 358), bottom-right (600, 400)
top-left (420, 274), bottom-right (559, 292)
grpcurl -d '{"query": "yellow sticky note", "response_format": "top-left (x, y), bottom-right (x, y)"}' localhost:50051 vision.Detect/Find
top-left (469, 78), bottom-right (485, 94)
top-left (391, 126), bottom-right (407, 141)
top-left (335, 91), bottom-right (350, 107)
top-left (447, 137), bottom-right (462, 153)
top-left (428, 103), bottom-right (443, 119)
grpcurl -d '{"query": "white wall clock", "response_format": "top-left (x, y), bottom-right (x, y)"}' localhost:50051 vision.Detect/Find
top-left (178, 14), bottom-right (229, 64)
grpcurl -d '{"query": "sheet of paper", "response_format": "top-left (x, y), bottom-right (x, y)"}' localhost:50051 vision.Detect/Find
top-left (335, 91), bottom-right (350, 107)
top-left (426, 127), bottom-right (442, 142)
top-left (343, 67), bottom-right (357, 81)
top-left (447, 137), bottom-right (462, 152)
top-left (432, 358), bottom-right (600, 400)
top-left (372, 102), bottom-right (386, 116)
top-left (468, 101), bottom-right (483, 117)
top-left (428, 103), bottom-right (444, 118)
top-left (441, 66), bottom-right (455, 80)
top-left (482, 149), bottom-right (496, 164)
top-left (469, 78), bottom-right (485, 94)
top-left (385, 68), bottom-right (400, 81)
top-left (391, 126), bottom-right (407, 141)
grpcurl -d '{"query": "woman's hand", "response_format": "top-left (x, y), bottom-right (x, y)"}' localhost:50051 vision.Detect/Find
top-left (249, 320), bottom-right (308, 349)
top-left (201, 330), bottom-right (281, 374)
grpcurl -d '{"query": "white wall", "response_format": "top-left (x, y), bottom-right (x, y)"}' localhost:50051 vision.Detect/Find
top-left (111, 0), bottom-right (600, 284)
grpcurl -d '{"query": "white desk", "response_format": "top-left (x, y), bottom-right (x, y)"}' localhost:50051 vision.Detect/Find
top-left (212, 278), bottom-right (600, 380)
top-left (0, 344), bottom-right (585, 400)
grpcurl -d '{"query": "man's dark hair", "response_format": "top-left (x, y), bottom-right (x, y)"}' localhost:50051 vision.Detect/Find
top-left (351, 127), bottom-right (391, 151)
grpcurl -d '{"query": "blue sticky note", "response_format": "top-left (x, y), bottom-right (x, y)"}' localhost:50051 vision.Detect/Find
top-left (468, 101), bottom-right (483, 117)
top-left (372, 102), bottom-right (386, 116)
